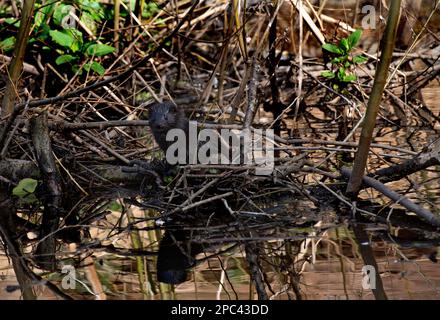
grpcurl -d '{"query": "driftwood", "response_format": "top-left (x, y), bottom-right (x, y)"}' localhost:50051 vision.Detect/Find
top-left (0, 159), bottom-right (151, 185)
top-left (371, 138), bottom-right (440, 184)
top-left (341, 167), bottom-right (440, 227)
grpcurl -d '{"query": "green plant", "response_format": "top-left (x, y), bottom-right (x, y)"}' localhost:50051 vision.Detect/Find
top-left (142, 1), bottom-right (160, 19)
top-left (44, 1), bottom-right (114, 75)
top-left (12, 178), bottom-right (39, 204)
top-left (321, 29), bottom-right (368, 91)
top-left (0, 0), bottom-right (115, 76)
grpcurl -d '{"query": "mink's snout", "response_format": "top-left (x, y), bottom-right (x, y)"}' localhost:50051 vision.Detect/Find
top-left (150, 115), bottom-right (168, 131)
top-left (148, 102), bottom-right (189, 152)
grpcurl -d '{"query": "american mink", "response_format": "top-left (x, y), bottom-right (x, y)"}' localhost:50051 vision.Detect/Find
top-left (149, 101), bottom-right (241, 165)
top-left (148, 102), bottom-right (189, 153)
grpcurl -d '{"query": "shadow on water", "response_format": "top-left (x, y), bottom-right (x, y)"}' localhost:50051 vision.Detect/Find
top-left (154, 187), bottom-right (440, 300)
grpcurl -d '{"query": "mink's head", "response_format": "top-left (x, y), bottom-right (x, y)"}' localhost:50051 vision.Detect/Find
top-left (149, 102), bottom-right (188, 152)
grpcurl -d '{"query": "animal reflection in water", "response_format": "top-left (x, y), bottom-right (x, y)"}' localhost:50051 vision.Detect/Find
top-left (155, 211), bottom-right (239, 284)
top-left (157, 230), bottom-right (202, 284)
top-left (155, 199), bottom-right (318, 284)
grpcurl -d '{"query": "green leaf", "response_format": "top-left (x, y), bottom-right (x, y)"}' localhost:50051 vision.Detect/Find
top-left (321, 71), bottom-right (335, 79)
top-left (142, 2), bottom-right (160, 18)
top-left (34, 11), bottom-right (45, 28)
top-left (83, 62), bottom-right (92, 72)
top-left (331, 56), bottom-right (345, 64)
top-left (80, 11), bottom-right (98, 34)
top-left (35, 2), bottom-right (55, 28)
top-left (84, 61), bottom-right (105, 75)
top-left (342, 74), bottom-right (357, 82)
top-left (71, 64), bottom-right (83, 75)
top-left (338, 67), bottom-right (346, 80)
top-left (36, 24), bottom-right (51, 41)
top-left (0, 37), bottom-right (16, 51)
top-left (136, 92), bottom-right (151, 101)
top-left (339, 38), bottom-right (350, 53)
top-left (348, 29), bottom-right (362, 49)
top-left (86, 43), bottom-right (115, 57)
top-left (108, 201), bottom-right (122, 212)
top-left (353, 55), bottom-right (368, 64)
top-left (164, 176), bottom-right (173, 184)
top-left (322, 43), bottom-right (342, 54)
top-left (49, 29), bottom-right (82, 52)
top-left (41, 2), bottom-right (56, 16)
top-left (55, 54), bottom-right (77, 65)
top-left (79, 0), bottom-right (104, 21)
top-left (13, 178), bottom-right (38, 198)
top-left (4, 17), bottom-right (20, 27)
top-left (91, 61), bottom-right (105, 75)
top-left (67, 28), bottom-right (83, 52)
top-left (49, 30), bottom-right (74, 48)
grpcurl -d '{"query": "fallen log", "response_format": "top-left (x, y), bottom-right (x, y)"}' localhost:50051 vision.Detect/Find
top-left (341, 167), bottom-right (440, 228)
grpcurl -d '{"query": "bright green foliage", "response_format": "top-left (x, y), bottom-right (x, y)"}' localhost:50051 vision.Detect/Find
top-left (108, 201), bottom-right (123, 212)
top-left (86, 44), bottom-right (116, 57)
top-left (0, 0), bottom-right (117, 75)
top-left (0, 36), bottom-right (15, 51)
top-left (13, 178), bottom-right (38, 197)
top-left (0, 0), bottom-right (163, 76)
top-left (4, 17), bottom-right (20, 27)
top-left (84, 61), bottom-right (105, 75)
top-left (56, 54), bottom-right (77, 65)
top-left (49, 29), bottom-right (83, 52)
top-left (321, 29), bottom-right (368, 90)
top-left (142, 2), bottom-right (160, 18)
top-left (164, 176), bottom-right (174, 184)
top-left (12, 178), bottom-right (39, 204)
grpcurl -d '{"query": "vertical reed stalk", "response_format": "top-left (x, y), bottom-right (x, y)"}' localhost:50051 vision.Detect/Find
top-left (346, 0), bottom-right (402, 197)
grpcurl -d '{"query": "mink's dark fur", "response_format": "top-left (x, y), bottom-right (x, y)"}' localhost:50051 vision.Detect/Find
top-left (149, 102), bottom-right (189, 153)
